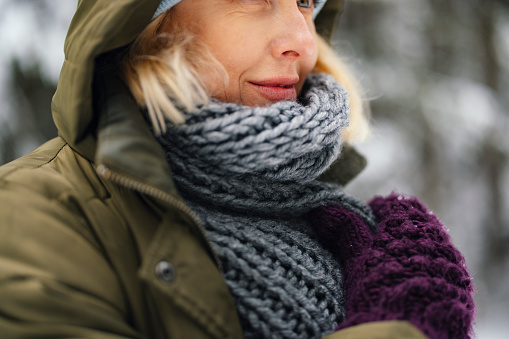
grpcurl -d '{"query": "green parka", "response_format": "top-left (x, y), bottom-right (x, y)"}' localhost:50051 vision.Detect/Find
top-left (0, 1), bottom-right (428, 338)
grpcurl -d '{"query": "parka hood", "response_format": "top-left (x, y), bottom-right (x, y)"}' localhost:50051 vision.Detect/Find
top-left (52, 0), bottom-right (161, 160)
top-left (51, 0), bottom-right (345, 162)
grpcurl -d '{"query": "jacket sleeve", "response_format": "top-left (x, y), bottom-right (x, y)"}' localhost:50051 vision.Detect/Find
top-left (0, 175), bottom-right (141, 338)
top-left (307, 194), bottom-right (475, 339)
top-left (323, 320), bottom-right (428, 339)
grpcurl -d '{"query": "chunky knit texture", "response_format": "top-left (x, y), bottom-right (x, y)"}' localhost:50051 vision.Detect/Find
top-left (306, 194), bottom-right (475, 339)
top-left (158, 73), bottom-right (375, 221)
top-left (157, 73), bottom-right (375, 338)
top-left (186, 201), bottom-right (347, 338)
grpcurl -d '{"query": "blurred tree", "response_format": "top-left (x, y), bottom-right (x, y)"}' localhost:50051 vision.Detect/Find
top-left (0, 0), bottom-right (75, 163)
top-left (475, 0), bottom-right (509, 296)
top-left (0, 60), bottom-right (57, 164)
top-left (336, 0), bottom-right (509, 335)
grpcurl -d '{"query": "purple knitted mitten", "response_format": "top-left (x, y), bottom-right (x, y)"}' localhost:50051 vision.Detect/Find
top-left (307, 194), bottom-right (475, 339)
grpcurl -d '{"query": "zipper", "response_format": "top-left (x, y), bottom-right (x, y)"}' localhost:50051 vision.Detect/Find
top-left (96, 163), bottom-right (223, 273)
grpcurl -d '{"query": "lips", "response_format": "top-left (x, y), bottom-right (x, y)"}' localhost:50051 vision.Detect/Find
top-left (249, 77), bottom-right (299, 102)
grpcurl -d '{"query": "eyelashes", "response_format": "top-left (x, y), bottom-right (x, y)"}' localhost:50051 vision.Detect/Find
top-left (296, 0), bottom-right (324, 9)
top-left (296, 0), bottom-right (312, 8)
top-left (241, 0), bottom-right (324, 11)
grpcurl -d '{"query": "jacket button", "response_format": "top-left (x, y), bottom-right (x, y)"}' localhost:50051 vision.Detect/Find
top-left (155, 261), bottom-right (176, 283)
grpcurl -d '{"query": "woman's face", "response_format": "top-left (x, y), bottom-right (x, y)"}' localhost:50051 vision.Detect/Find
top-left (173, 0), bottom-right (319, 106)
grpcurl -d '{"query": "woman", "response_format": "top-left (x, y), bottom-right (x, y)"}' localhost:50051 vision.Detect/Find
top-left (0, 0), bottom-right (474, 338)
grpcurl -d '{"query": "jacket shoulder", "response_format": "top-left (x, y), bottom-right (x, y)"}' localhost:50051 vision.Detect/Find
top-left (0, 137), bottom-right (108, 200)
top-left (0, 138), bottom-right (140, 337)
top-left (0, 137), bottom-right (115, 255)
top-left (0, 137), bottom-right (66, 178)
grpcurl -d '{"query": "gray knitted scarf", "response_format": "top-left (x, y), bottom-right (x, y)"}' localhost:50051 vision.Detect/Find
top-left (157, 73), bottom-right (375, 338)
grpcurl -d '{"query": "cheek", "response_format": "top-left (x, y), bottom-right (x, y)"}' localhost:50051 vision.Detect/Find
top-left (199, 28), bottom-right (258, 101)
top-left (296, 39), bottom-right (319, 95)
top-left (210, 42), bottom-right (260, 103)
top-left (307, 38), bottom-right (319, 72)
top-left (209, 51), bottom-right (244, 103)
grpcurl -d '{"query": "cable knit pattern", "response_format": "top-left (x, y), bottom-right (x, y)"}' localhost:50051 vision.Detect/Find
top-left (156, 74), bottom-right (376, 338)
top-left (306, 194), bottom-right (475, 339)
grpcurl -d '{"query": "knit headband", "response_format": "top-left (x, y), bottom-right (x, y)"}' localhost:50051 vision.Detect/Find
top-left (153, 0), bottom-right (327, 19)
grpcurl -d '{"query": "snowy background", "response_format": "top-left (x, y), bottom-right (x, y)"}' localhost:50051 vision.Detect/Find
top-left (0, 0), bottom-right (508, 337)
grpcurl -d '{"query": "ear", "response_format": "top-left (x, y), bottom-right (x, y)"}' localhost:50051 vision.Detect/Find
top-left (314, 0), bottom-right (345, 41)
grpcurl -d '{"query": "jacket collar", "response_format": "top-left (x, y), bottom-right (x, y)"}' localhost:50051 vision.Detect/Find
top-left (94, 59), bottom-right (180, 198)
top-left (319, 143), bottom-right (367, 186)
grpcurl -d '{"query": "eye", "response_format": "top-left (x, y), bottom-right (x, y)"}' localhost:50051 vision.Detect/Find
top-left (296, 0), bottom-right (312, 8)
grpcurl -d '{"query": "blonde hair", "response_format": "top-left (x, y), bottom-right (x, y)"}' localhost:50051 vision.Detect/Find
top-left (124, 11), bottom-right (227, 135)
top-left (124, 12), bottom-right (369, 142)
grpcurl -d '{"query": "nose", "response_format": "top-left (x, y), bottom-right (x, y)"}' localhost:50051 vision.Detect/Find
top-left (270, 3), bottom-right (316, 60)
